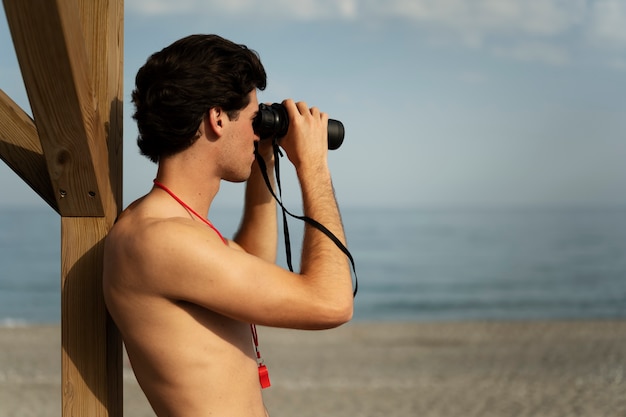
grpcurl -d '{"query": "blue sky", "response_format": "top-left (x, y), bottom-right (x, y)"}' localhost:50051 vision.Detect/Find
top-left (1, 0), bottom-right (625, 209)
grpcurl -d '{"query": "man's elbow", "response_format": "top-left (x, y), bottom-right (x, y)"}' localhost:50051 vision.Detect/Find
top-left (314, 296), bottom-right (354, 329)
top-left (335, 302), bottom-right (354, 327)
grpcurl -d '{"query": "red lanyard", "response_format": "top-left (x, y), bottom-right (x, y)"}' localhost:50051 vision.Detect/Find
top-left (250, 323), bottom-right (271, 388)
top-left (153, 179), bottom-right (271, 389)
top-left (153, 179), bottom-right (227, 244)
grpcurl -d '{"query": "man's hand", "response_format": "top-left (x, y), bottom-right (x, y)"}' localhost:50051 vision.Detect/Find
top-left (278, 99), bottom-right (329, 173)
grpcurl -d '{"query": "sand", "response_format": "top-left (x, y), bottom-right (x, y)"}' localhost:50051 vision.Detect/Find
top-left (1, 320), bottom-right (625, 417)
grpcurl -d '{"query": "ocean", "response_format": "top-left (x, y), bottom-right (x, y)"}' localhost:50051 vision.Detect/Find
top-left (1, 205), bottom-right (626, 325)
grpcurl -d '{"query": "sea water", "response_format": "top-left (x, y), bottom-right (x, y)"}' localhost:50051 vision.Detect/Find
top-left (1, 206), bottom-right (625, 324)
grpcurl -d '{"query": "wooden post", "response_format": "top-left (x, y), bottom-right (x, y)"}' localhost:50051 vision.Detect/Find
top-left (62, 217), bottom-right (122, 416)
top-left (2, 0), bottom-right (123, 415)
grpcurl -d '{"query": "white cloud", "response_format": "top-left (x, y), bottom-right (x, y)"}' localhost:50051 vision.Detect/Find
top-left (587, 0), bottom-right (626, 47)
top-left (457, 71), bottom-right (487, 84)
top-left (491, 42), bottom-right (570, 66)
top-left (126, 0), bottom-right (592, 45)
top-left (129, 0), bottom-right (198, 14)
top-left (128, 0), bottom-right (584, 27)
top-left (368, 0), bottom-right (585, 37)
top-left (128, 0), bottom-right (626, 47)
top-left (220, 0), bottom-right (358, 19)
top-left (126, 0), bottom-right (626, 68)
top-left (607, 57), bottom-right (626, 69)
top-left (128, 0), bottom-right (358, 19)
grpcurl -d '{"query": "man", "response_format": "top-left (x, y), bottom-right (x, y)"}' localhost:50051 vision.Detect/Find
top-left (103, 34), bottom-right (353, 416)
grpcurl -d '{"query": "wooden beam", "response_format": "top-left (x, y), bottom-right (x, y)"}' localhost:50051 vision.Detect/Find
top-left (76, 1), bottom-right (125, 414)
top-left (60, 0), bottom-right (124, 415)
top-left (77, 0), bottom-right (124, 215)
top-left (0, 89), bottom-right (58, 212)
top-left (3, 0), bottom-right (124, 415)
top-left (3, 0), bottom-right (115, 217)
top-left (64, 0), bottom-right (124, 415)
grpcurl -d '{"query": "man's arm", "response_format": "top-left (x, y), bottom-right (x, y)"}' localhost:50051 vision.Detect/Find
top-left (280, 100), bottom-right (353, 314)
top-left (122, 101), bottom-right (353, 330)
top-left (232, 144), bottom-right (277, 263)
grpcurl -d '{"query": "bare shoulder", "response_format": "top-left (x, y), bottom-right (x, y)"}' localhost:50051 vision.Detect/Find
top-left (105, 193), bottom-right (265, 303)
top-left (104, 199), bottom-right (225, 288)
top-left (104, 195), bottom-right (350, 329)
top-left (108, 207), bottom-right (209, 255)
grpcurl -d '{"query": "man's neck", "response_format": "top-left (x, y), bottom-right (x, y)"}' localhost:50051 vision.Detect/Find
top-left (154, 159), bottom-right (220, 219)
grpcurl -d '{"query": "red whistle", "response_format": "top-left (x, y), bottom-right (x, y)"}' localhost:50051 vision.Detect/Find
top-left (258, 364), bottom-right (271, 389)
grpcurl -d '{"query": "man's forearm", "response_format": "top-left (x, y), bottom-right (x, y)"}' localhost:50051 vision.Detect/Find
top-left (298, 164), bottom-right (351, 294)
top-left (233, 156), bottom-right (277, 262)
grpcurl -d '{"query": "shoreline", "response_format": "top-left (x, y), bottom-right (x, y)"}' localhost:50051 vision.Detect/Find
top-left (1, 320), bottom-right (625, 417)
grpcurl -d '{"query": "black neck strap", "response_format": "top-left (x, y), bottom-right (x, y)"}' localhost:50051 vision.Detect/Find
top-left (255, 142), bottom-right (358, 298)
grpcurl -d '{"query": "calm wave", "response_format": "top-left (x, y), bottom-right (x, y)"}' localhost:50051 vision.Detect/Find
top-left (1, 206), bottom-right (626, 324)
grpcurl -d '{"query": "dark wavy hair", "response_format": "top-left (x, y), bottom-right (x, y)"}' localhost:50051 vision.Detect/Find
top-left (132, 34), bottom-right (267, 162)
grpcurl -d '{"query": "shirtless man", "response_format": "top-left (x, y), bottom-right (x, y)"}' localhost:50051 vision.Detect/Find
top-left (103, 34), bottom-right (353, 416)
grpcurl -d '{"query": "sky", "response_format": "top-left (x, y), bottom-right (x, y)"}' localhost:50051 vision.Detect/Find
top-left (1, 0), bottom-right (625, 210)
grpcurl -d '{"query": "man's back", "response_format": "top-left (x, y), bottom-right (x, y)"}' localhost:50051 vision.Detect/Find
top-left (103, 195), bottom-right (268, 417)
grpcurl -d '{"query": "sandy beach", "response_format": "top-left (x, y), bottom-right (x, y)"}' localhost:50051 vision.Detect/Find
top-left (1, 320), bottom-right (625, 417)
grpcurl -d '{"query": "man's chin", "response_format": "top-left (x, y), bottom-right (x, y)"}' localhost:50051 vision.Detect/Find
top-left (222, 172), bottom-right (251, 184)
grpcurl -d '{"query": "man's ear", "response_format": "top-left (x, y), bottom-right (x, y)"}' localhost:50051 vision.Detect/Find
top-left (206, 107), bottom-right (225, 137)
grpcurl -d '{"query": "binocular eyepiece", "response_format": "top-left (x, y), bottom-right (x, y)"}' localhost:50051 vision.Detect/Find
top-left (253, 103), bottom-right (344, 150)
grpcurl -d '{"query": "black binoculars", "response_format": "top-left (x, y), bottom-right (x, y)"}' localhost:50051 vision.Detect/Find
top-left (253, 103), bottom-right (344, 150)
